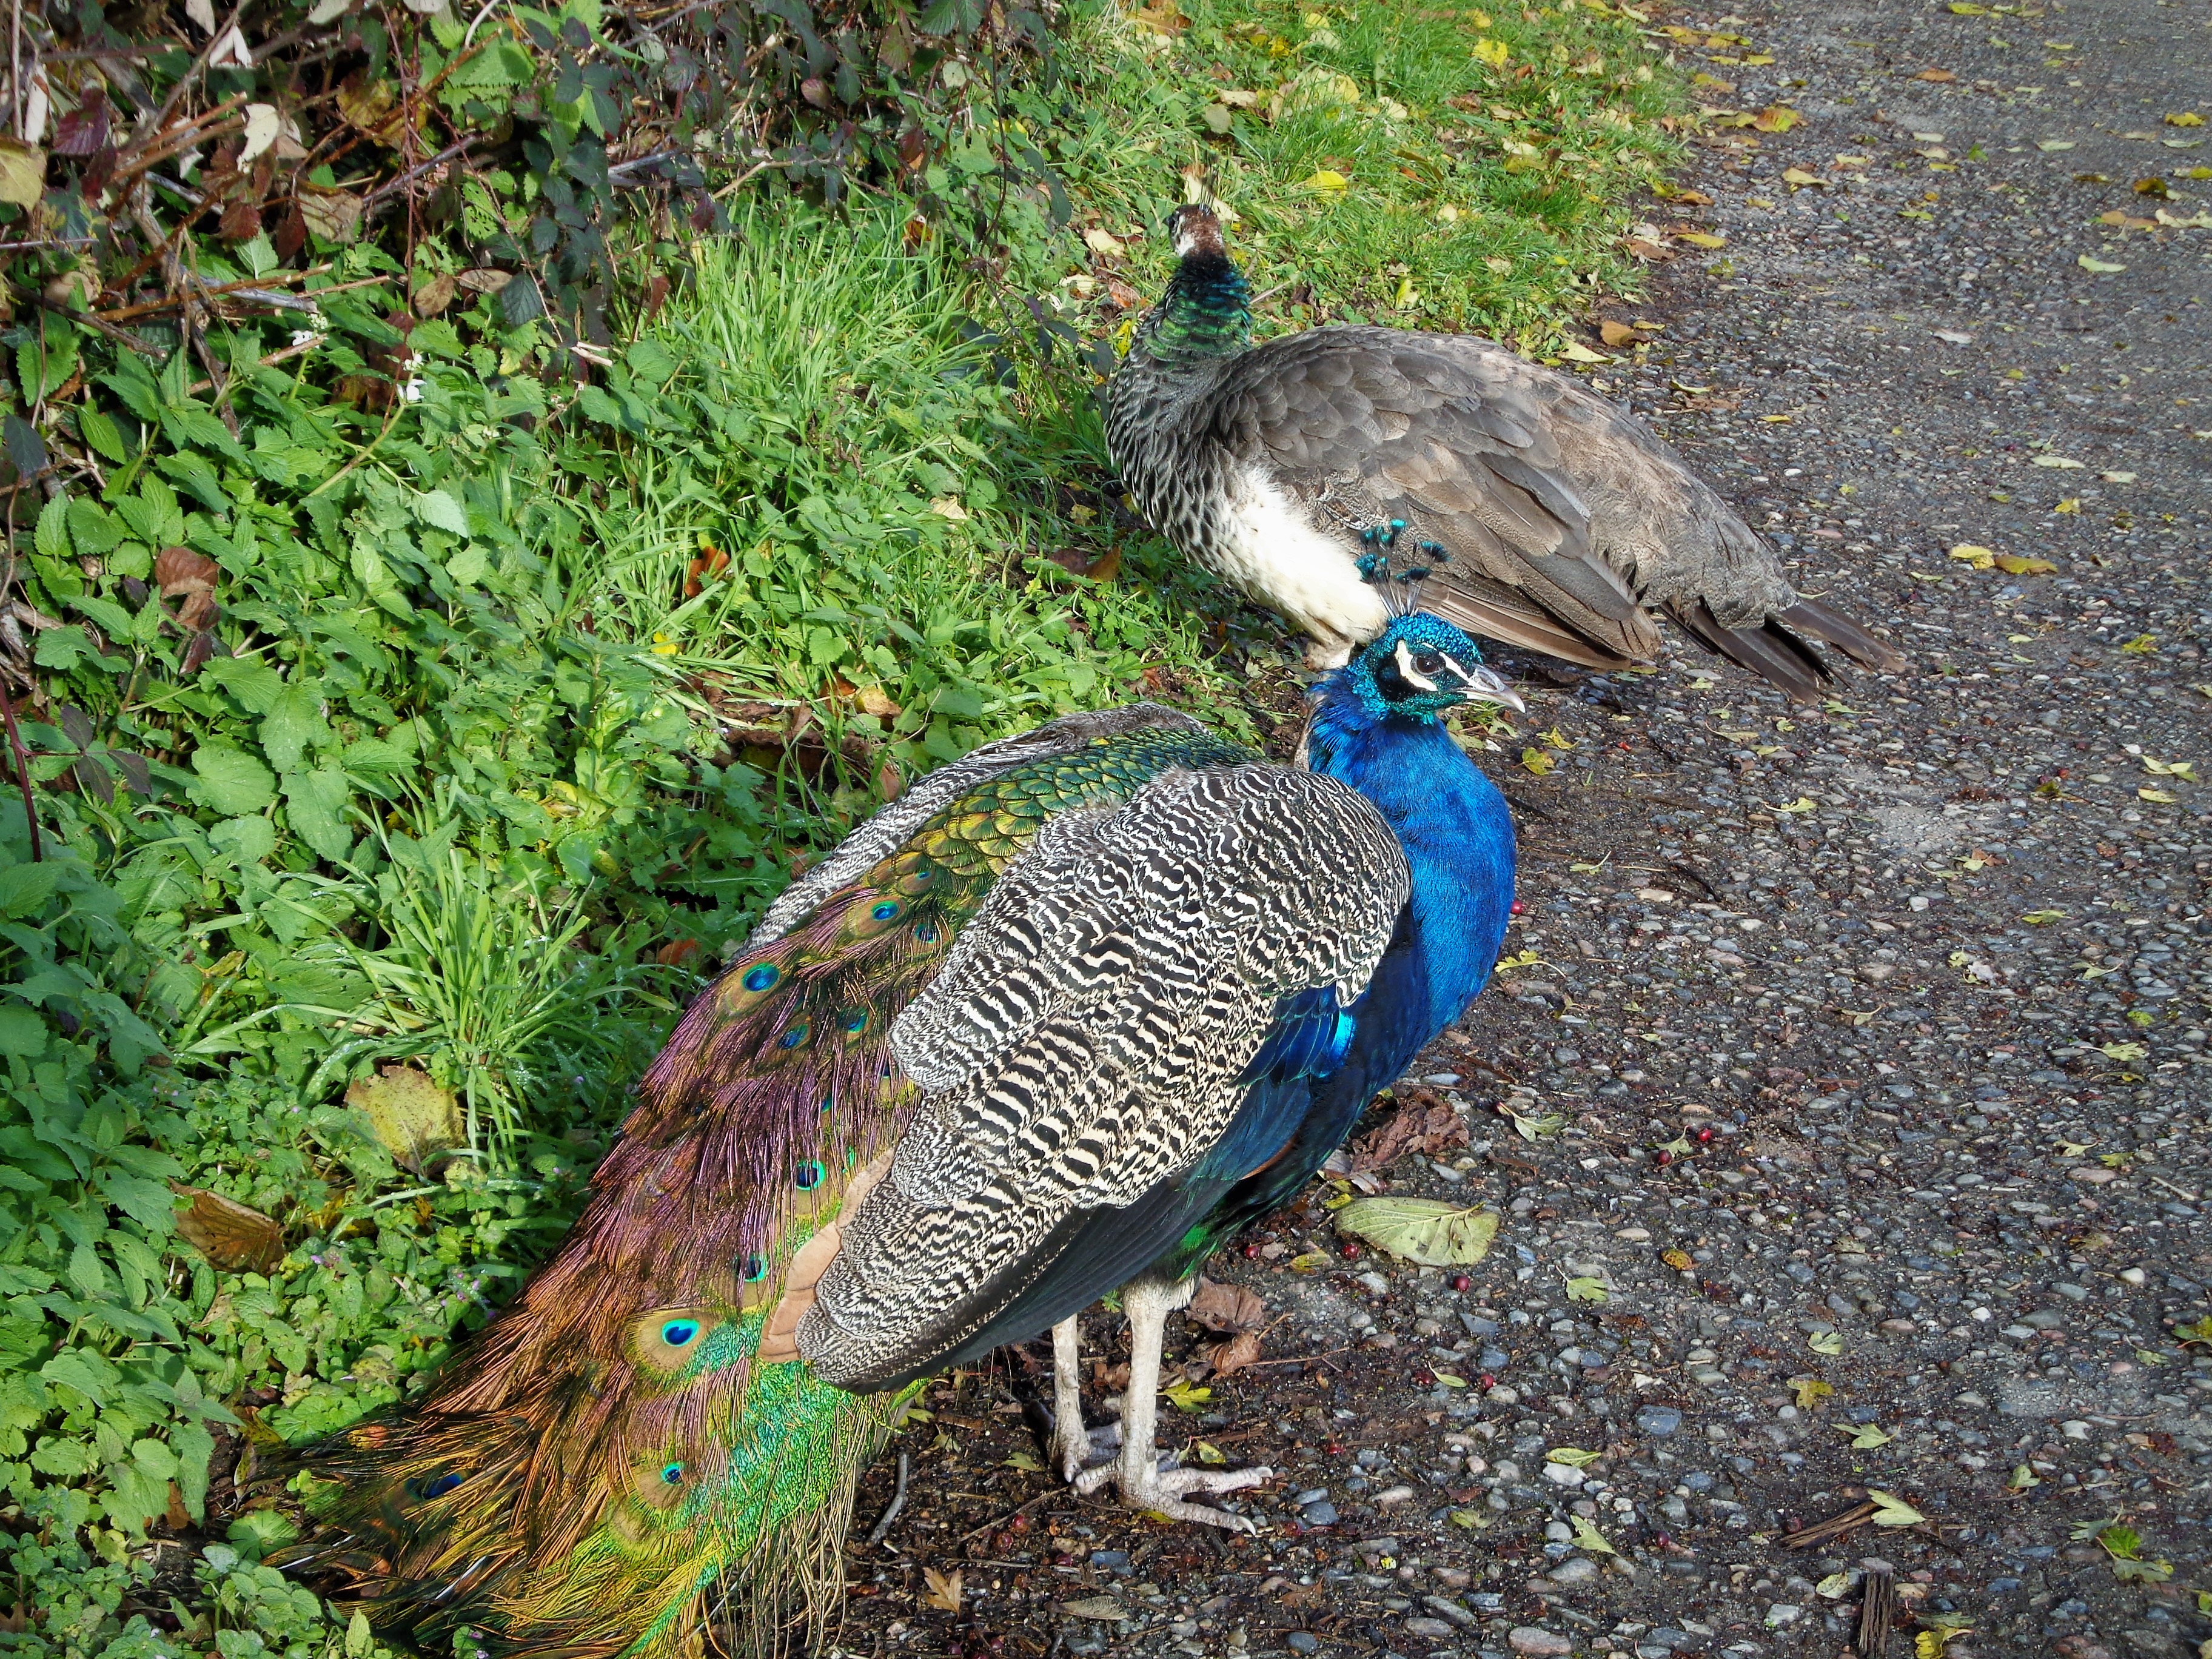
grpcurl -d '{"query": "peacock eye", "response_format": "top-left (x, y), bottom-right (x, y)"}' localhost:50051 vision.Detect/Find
top-left (794, 1160), bottom-right (825, 1191)
top-left (739, 1255), bottom-right (769, 1282)
top-left (741, 963), bottom-right (779, 993)
top-left (659, 1319), bottom-right (699, 1348)
top-left (1415, 651), bottom-right (1443, 674)
top-left (660, 1461), bottom-right (685, 1486)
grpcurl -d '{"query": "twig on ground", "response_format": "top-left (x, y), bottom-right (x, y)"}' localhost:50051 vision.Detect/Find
top-left (864, 1451), bottom-right (911, 1546)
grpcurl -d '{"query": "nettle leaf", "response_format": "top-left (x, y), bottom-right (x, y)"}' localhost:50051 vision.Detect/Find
top-left (67, 497), bottom-right (122, 555)
top-left (283, 767), bottom-right (356, 861)
top-left (414, 488), bottom-right (471, 535)
top-left (202, 657), bottom-right (286, 712)
top-left (188, 746), bottom-right (278, 816)
top-left (0, 861), bottom-right (64, 919)
top-left (259, 684), bottom-right (331, 773)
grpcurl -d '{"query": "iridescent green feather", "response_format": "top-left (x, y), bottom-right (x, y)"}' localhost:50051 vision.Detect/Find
top-left (284, 717), bottom-right (1251, 1659)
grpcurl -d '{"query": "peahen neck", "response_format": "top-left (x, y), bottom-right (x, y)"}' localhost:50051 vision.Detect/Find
top-left (1134, 250), bottom-right (1252, 372)
top-left (1304, 679), bottom-right (1517, 1078)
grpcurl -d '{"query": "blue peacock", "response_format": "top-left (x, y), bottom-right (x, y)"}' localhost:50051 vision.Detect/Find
top-left (285, 571), bottom-right (1522, 1658)
top-left (1105, 202), bottom-right (1907, 699)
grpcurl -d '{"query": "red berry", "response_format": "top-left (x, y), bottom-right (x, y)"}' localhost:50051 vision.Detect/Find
top-left (1655, 1150), bottom-right (1674, 1166)
top-left (1696, 1126), bottom-right (1715, 1143)
top-left (1342, 1243), bottom-right (1361, 1259)
top-left (1510, 900), bottom-right (1526, 916)
top-left (1413, 1370), bottom-right (1435, 1387)
top-left (1324, 1439), bottom-right (1344, 1456)
top-left (1480, 1373), bottom-right (1496, 1388)
top-left (1450, 1273), bottom-right (1473, 1292)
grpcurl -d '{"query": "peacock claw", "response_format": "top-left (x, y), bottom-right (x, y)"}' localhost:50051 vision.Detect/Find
top-left (1076, 1462), bottom-right (1275, 1531)
top-left (1048, 1417), bottom-right (1123, 1484)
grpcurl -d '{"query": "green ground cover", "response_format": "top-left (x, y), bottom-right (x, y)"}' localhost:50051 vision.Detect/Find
top-left (0, 2), bottom-right (1677, 1650)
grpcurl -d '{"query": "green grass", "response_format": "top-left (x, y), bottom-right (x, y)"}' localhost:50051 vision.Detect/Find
top-left (1042, 0), bottom-right (1678, 343)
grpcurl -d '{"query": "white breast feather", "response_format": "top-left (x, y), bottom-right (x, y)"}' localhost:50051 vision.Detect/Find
top-left (1213, 466), bottom-right (1386, 662)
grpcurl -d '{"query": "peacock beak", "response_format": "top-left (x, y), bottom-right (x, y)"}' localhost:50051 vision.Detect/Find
top-left (1449, 659), bottom-right (1526, 714)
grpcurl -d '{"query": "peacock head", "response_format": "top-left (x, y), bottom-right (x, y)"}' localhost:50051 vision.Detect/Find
top-left (1347, 614), bottom-right (1526, 722)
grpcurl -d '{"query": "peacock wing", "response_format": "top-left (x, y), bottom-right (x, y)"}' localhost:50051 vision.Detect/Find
top-left (1212, 326), bottom-right (1664, 666)
top-left (289, 703), bottom-right (1252, 1658)
top-left (789, 762), bottom-right (1411, 1392)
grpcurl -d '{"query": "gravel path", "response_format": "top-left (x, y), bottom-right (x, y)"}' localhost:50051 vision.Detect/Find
top-left (834, 4), bottom-right (2212, 1655)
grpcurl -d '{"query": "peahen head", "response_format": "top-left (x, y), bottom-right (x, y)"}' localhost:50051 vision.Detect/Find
top-left (1346, 614), bottom-right (1526, 722)
top-left (1139, 204), bottom-right (1250, 366)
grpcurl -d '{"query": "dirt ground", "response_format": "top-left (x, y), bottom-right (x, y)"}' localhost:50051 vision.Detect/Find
top-left (831, 2), bottom-right (2212, 1655)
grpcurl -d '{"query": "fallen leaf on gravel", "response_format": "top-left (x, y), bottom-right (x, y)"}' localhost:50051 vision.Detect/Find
top-left (1059, 1595), bottom-right (1127, 1621)
top-left (1915, 1628), bottom-right (1969, 1657)
top-left (2031, 454), bottom-right (2086, 468)
top-left (1868, 1490), bottom-right (1926, 1526)
top-left (1570, 1517), bottom-right (1617, 1555)
top-left (1817, 1572), bottom-right (1854, 1598)
top-left (1661, 1248), bottom-right (1694, 1270)
top-left (1914, 67), bottom-right (1956, 82)
top-left (1161, 1377), bottom-right (1212, 1412)
top-left (1336, 1198), bottom-right (1501, 1265)
top-left (1546, 1446), bottom-right (1603, 1467)
top-left (2022, 910), bottom-right (2066, 924)
top-left (2156, 207), bottom-right (2212, 227)
top-left (1842, 1421), bottom-right (1894, 1449)
top-left (2142, 756), bottom-right (2196, 778)
top-left (1791, 1376), bottom-right (1834, 1408)
top-left (1754, 104), bottom-right (1800, 130)
top-left (1775, 796), bottom-right (1817, 813)
top-left (1557, 341), bottom-right (1609, 363)
top-left (1204, 1332), bottom-right (1264, 1376)
top-left (1781, 166), bottom-right (1825, 187)
top-left (923, 1567), bottom-right (964, 1612)
top-left (1598, 319), bottom-right (1646, 347)
top-left (1002, 1447), bottom-right (1044, 1472)
top-left (2036, 138), bottom-right (2075, 151)
top-left (1674, 230), bottom-right (1728, 249)
top-left (1948, 543), bottom-right (1997, 567)
top-left (2122, 632), bottom-right (2159, 654)
top-left (1808, 1330), bottom-right (1845, 1355)
top-left (1997, 554), bottom-right (2057, 574)
top-left (1563, 1275), bottom-right (1608, 1302)
top-left (2139, 788), bottom-right (2180, 804)
top-left (1188, 1277), bottom-right (1267, 1333)
top-left (2168, 112), bottom-right (2205, 127)
top-left (1289, 1251), bottom-right (1332, 1273)
top-left (1350, 1090), bottom-right (1470, 1173)
top-left (1931, 328), bottom-right (1973, 345)
top-left (1520, 748), bottom-right (1557, 775)
top-left (2077, 255), bottom-right (2127, 273)
top-left (2132, 176), bottom-right (2171, 196)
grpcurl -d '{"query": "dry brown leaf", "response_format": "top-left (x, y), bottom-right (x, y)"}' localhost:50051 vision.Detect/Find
top-left (1349, 1089), bottom-right (1470, 1173)
top-left (1203, 1330), bottom-right (1264, 1376)
top-left (856, 685), bottom-right (902, 717)
top-left (412, 272), bottom-right (458, 317)
top-left (1597, 319), bottom-right (1645, 348)
top-left (1187, 1276), bottom-right (1267, 1333)
top-left (1915, 67), bottom-right (1957, 82)
top-left (921, 1566), bottom-right (964, 1612)
top-left (173, 1185), bottom-right (285, 1272)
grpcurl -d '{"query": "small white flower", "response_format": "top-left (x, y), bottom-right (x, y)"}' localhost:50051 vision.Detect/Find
top-left (401, 375), bottom-right (427, 404)
top-left (289, 328), bottom-right (324, 349)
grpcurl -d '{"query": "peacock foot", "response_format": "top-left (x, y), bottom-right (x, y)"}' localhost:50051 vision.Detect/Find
top-left (1073, 1460), bottom-right (1275, 1532)
top-left (1048, 1412), bottom-right (1123, 1484)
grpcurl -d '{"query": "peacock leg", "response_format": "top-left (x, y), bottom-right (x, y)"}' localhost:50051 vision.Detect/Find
top-left (1047, 1316), bottom-right (1121, 1482)
top-left (1073, 1273), bottom-right (1273, 1530)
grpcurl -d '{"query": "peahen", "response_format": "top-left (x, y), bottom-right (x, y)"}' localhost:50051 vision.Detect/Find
top-left (1105, 204), bottom-right (1908, 700)
top-left (284, 580), bottom-right (1520, 1659)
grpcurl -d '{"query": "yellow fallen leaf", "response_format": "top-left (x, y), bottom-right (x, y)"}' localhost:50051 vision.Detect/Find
top-left (1570, 1517), bottom-right (1617, 1555)
top-left (1809, 1330), bottom-right (1845, 1355)
top-left (1473, 36), bottom-right (1510, 67)
top-left (2020, 910), bottom-right (2065, 924)
top-left (2031, 454), bottom-right (2085, 468)
top-left (1995, 554), bottom-right (2058, 574)
top-left (2054, 497), bottom-right (2080, 514)
top-left (2122, 633), bottom-right (2158, 654)
top-left (1775, 796), bottom-right (1817, 814)
top-left (1304, 169), bottom-right (1350, 193)
top-left (928, 497), bottom-right (970, 521)
top-left (922, 1566), bottom-right (964, 1612)
top-left (1520, 748), bottom-right (1557, 775)
top-left (1545, 1447), bottom-right (1603, 1468)
top-left (1843, 1421), bottom-right (1894, 1449)
top-left (1557, 341), bottom-right (1609, 363)
top-left (1948, 543), bottom-right (1997, 568)
top-left (1674, 230), bottom-right (1728, 249)
top-left (2143, 756), bottom-right (2196, 779)
top-left (1867, 1489), bottom-right (1926, 1526)
top-left (1781, 166), bottom-right (1824, 187)
top-left (2139, 788), bottom-right (2180, 804)
top-left (1598, 319), bottom-right (1645, 347)
top-left (2077, 255), bottom-right (2128, 273)
top-left (1082, 227), bottom-right (1126, 257)
top-left (2168, 112), bottom-right (2205, 127)
top-left (1661, 1248), bottom-right (1693, 1271)
top-left (1754, 104), bottom-right (1800, 132)
top-left (1791, 1376), bottom-right (1834, 1408)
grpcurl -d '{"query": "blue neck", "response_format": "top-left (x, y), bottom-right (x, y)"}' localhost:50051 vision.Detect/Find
top-left (1305, 680), bottom-right (1517, 1088)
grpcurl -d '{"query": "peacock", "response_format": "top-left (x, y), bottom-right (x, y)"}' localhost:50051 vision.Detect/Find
top-left (283, 574), bottom-right (1523, 1659)
top-left (1104, 203), bottom-right (1908, 700)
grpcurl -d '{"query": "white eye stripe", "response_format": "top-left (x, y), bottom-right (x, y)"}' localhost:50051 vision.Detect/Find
top-left (1392, 640), bottom-right (1438, 693)
top-left (1440, 652), bottom-right (1472, 683)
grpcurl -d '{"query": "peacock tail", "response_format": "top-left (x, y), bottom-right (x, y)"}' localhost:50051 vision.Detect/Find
top-left (288, 708), bottom-right (1254, 1659)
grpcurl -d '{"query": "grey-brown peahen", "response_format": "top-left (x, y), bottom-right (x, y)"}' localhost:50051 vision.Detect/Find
top-left (1105, 204), bottom-right (1908, 700)
top-left (283, 592), bottom-right (1522, 1658)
